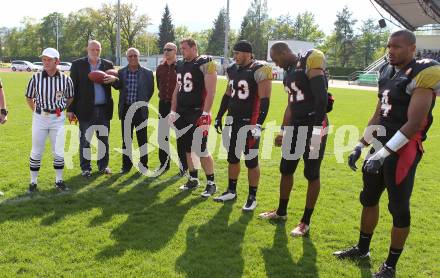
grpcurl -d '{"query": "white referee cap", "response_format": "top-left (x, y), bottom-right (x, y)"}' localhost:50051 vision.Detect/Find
top-left (40, 48), bottom-right (60, 59)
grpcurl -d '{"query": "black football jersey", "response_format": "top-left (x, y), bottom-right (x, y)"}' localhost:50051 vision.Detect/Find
top-left (226, 61), bottom-right (272, 122)
top-left (175, 55), bottom-right (216, 114)
top-left (378, 58), bottom-right (440, 142)
top-left (283, 49), bottom-right (326, 125)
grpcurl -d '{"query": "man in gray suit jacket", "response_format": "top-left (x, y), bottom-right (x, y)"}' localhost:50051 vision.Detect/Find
top-left (115, 47), bottom-right (154, 174)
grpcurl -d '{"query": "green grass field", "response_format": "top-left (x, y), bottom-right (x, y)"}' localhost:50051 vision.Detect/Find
top-left (0, 72), bottom-right (439, 277)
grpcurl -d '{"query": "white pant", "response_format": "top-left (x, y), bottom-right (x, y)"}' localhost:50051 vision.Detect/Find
top-left (30, 112), bottom-right (65, 171)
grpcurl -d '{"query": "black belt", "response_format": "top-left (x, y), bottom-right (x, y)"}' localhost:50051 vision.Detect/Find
top-left (35, 107), bottom-right (63, 114)
top-left (94, 104), bottom-right (107, 107)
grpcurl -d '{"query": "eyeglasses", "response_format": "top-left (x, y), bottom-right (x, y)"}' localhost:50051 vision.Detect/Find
top-left (163, 48), bottom-right (174, 52)
top-left (128, 54), bottom-right (138, 58)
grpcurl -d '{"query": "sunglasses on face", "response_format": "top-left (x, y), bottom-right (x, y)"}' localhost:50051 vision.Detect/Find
top-left (163, 48), bottom-right (174, 52)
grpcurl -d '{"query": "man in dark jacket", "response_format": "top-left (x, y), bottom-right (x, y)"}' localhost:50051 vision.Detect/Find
top-left (67, 40), bottom-right (118, 177)
top-left (114, 47), bottom-right (154, 174)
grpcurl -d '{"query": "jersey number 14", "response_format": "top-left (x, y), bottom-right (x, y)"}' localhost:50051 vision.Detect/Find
top-left (380, 89), bottom-right (392, 117)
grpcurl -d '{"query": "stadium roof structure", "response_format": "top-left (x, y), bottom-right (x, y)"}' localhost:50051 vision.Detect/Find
top-left (373, 0), bottom-right (440, 30)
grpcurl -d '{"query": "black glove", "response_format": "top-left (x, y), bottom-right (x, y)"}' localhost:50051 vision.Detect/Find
top-left (363, 156), bottom-right (384, 174)
top-left (214, 118), bottom-right (222, 134)
top-left (348, 146), bottom-right (362, 171)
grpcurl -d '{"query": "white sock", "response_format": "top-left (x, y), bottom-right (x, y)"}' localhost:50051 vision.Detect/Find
top-left (30, 171), bottom-right (39, 184)
top-left (55, 169), bottom-right (63, 182)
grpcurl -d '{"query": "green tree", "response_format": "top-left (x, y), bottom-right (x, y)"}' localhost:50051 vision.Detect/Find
top-left (269, 12), bottom-right (324, 44)
top-left (333, 6), bottom-right (357, 67)
top-left (63, 8), bottom-right (98, 58)
top-left (157, 4), bottom-right (175, 51)
top-left (238, 0), bottom-right (270, 59)
top-left (120, 3), bottom-right (150, 50)
top-left (268, 14), bottom-right (294, 40)
top-left (135, 31), bottom-right (159, 56)
top-left (39, 12), bottom-right (65, 53)
top-left (292, 12), bottom-right (325, 43)
top-left (206, 9), bottom-right (226, 56)
top-left (352, 19), bottom-right (390, 68)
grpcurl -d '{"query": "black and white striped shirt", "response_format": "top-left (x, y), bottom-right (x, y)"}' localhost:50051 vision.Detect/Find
top-left (25, 70), bottom-right (74, 111)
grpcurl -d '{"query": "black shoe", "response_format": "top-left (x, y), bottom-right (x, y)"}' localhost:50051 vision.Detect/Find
top-left (373, 263), bottom-right (395, 278)
top-left (55, 180), bottom-right (69, 192)
top-left (119, 168), bottom-right (131, 174)
top-left (179, 178), bottom-right (200, 191)
top-left (200, 182), bottom-right (217, 197)
top-left (81, 170), bottom-right (91, 178)
top-left (242, 195), bottom-right (257, 211)
top-left (28, 183), bottom-right (38, 194)
top-left (333, 246), bottom-right (370, 260)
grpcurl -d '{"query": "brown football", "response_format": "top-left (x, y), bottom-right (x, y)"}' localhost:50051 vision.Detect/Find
top-left (88, 70), bottom-right (106, 84)
top-left (105, 69), bottom-right (118, 77)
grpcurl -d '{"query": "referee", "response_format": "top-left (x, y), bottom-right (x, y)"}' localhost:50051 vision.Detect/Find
top-left (25, 48), bottom-right (74, 193)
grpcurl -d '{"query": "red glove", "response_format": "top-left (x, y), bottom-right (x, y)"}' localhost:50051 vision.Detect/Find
top-left (196, 112), bottom-right (211, 137)
top-left (196, 113), bottom-right (211, 126)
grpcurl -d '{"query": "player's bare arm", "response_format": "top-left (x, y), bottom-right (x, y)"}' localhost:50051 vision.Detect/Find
top-left (203, 71), bottom-right (217, 113)
top-left (399, 88), bottom-right (434, 138)
top-left (275, 104), bottom-right (292, 147)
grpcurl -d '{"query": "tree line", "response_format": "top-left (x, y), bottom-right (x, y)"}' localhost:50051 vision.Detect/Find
top-left (0, 0), bottom-right (390, 70)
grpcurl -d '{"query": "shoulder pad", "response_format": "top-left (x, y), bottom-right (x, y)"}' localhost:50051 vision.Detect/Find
top-left (196, 55), bottom-right (213, 65)
top-left (305, 49), bottom-right (326, 70)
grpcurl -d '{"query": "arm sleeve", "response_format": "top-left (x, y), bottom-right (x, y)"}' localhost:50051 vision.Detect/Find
top-left (257, 97), bottom-right (270, 125)
top-left (309, 75), bottom-right (328, 125)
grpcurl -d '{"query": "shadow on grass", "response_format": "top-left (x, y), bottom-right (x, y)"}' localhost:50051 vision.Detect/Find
top-left (96, 187), bottom-right (204, 259)
top-left (175, 203), bottom-right (253, 278)
top-left (0, 171), bottom-right (185, 257)
top-left (261, 223), bottom-right (318, 278)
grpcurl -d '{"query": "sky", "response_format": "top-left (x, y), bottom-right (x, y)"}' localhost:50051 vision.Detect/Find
top-left (0, 0), bottom-right (400, 34)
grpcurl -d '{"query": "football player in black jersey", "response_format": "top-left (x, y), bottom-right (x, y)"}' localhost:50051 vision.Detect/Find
top-left (333, 30), bottom-right (440, 278)
top-left (213, 40), bottom-right (273, 211)
top-left (169, 38), bottom-right (217, 197)
top-left (259, 42), bottom-right (330, 238)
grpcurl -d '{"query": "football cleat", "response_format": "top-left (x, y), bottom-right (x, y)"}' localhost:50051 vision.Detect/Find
top-left (373, 263), bottom-right (395, 278)
top-left (201, 182), bottom-right (217, 197)
top-left (213, 190), bottom-right (237, 202)
top-left (333, 246), bottom-right (371, 260)
top-left (179, 178), bottom-right (200, 191)
top-left (242, 195), bottom-right (257, 211)
top-left (290, 222), bottom-right (310, 237)
top-left (55, 180), bottom-right (69, 192)
top-left (28, 183), bottom-right (38, 194)
top-left (258, 210), bottom-right (287, 220)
